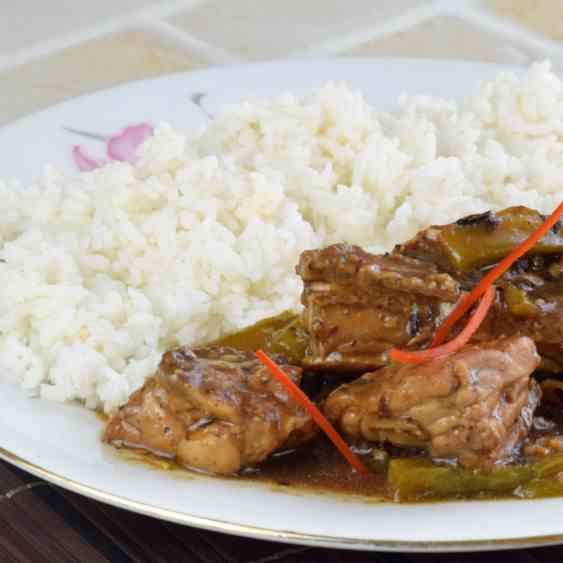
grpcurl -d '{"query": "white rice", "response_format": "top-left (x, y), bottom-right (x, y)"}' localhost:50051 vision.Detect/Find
top-left (1, 61), bottom-right (563, 412)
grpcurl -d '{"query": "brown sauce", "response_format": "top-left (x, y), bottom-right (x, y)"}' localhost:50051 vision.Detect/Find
top-left (103, 312), bottom-right (563, 502)
top-left (242, 438), bottom-right (387, 498)
top-left (110, 435), bottom-right (388, 499)
top-left (105, 409), bottom-right (563, 503)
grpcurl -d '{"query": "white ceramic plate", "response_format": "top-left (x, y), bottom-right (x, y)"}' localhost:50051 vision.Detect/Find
top-left (2, 58), bottom-right (563, 553)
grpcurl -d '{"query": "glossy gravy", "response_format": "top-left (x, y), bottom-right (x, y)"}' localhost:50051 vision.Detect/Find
top-left (102, 314), bottom-right (563, 502)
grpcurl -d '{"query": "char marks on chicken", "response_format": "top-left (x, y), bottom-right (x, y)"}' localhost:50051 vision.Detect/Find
top-left (395, 206), bottom-right (563, 277)
top-left (297, 244), bottom-right (460, 372)
top-left (395, 206), bottom-right (563, 370)
top-left (298, 208), bottom-right (563, 372)
top-left (104, 347), bottom-right (316, 475)
top-left (323, 336), bottom-right (541, 470)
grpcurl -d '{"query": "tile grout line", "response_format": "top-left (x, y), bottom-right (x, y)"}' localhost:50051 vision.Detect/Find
top-left (130, 0), bottom-right (208, 21)
top-left (0, 0), bottom-right (240, 73)
top-left (276, 0), bottom-right (563, 63)
top-left (2, 0), bottom-right (562, 76)
top-left (136, 18), bottom-right (246, 65)
top-left (294, 0), bottom-right (452, 56)
top-left (0, 16), bottom-right (133, 72)
top-left (455, 6), bottom-right (563, 60)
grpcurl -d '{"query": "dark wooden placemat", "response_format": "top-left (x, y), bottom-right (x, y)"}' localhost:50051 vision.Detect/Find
top-left (1, 460), bottom-right (562, 563)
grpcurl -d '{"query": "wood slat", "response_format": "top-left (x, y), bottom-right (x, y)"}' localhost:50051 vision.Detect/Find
top-left (0, 459), bottom-right (38, 495)
top-left (60, 489), bottom-right (228, 563)
top-left (275, 550), bottom-right (386, 563)
top-left (192, 528), bottom-right (312, 563)
top-left (529, 545), bottom-right (563, 563)
top-left (0, 523), bottom-right (55, 563)
top-left (1, 487), bottom-right (109, 562)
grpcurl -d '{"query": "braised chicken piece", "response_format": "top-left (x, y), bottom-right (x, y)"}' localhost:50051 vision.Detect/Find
top-left (523, 435), bottom-right (563, 458)
top-left (297, 244), bottom-right (460, 372)
top-left (395, 206), bottom-right (563, 370)
top-left (395, 207), bottom-right (563, 277)
top-left (297, 208), bottom-right (563, 373)
top-left (476, 282), bottom-right (563, 371)
top-left (103, 205), bottom-right (563, 497)
top-left (324, 336), bottom-right (541, 470)
top-left (104, 347), bottom-right (316, 475)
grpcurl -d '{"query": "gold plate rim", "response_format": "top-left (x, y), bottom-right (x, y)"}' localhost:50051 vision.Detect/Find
top-left (2, 446), bottom-right (563, 553)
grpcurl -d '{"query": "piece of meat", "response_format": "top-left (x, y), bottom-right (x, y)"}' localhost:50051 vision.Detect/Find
top-left (473, 281), bottom-right (563, 371)
top-left (395, 206), bottom-right (563, 277)
top-left (323, 336), bottom-right (541, 470)
top-left (522, 398), bottom-right (563, 458)
top-left (394, 207), bottom-right (563, 370)
top-left (296, 243), bottom-right (460, 372)
top-left (104, 347), bottom-right (316, 475)
top-left (394, 207), bottom-right (563, 372)
top-left (297, 207), bottom-right (563, 373)
top-left (523, 435), bottom-right (563, 458)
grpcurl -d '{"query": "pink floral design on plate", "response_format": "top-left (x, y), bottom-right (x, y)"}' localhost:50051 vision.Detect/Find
top-left (72, 123), bottom-right (154, 171)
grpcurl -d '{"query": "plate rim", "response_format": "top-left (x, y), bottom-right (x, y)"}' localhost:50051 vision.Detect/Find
top-left (1, 57), bottom-right (561, 553)
top-left (3, 445), bottom-right (563, 553)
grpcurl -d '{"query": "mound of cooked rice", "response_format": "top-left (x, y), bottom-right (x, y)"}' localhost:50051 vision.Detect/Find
top-left (1, 61), bottom-right (562, 412)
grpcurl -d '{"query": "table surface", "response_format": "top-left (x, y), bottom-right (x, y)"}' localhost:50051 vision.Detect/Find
top-left (3, 0), bottom-right (563, 560)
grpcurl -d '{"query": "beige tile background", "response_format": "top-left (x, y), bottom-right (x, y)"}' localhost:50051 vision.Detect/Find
top-left (170, 0), bottom-right (426, 58)
top-left (1, 0), bottom-right (563, 125)
top-left (346, 15), bottom-right (541, 64)
top-left (486, 0), bottom-right (563, 42)
top-left (0, 30), bottom-right (203, 122)
top-left (0, 0), bottom-right (162, 53)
